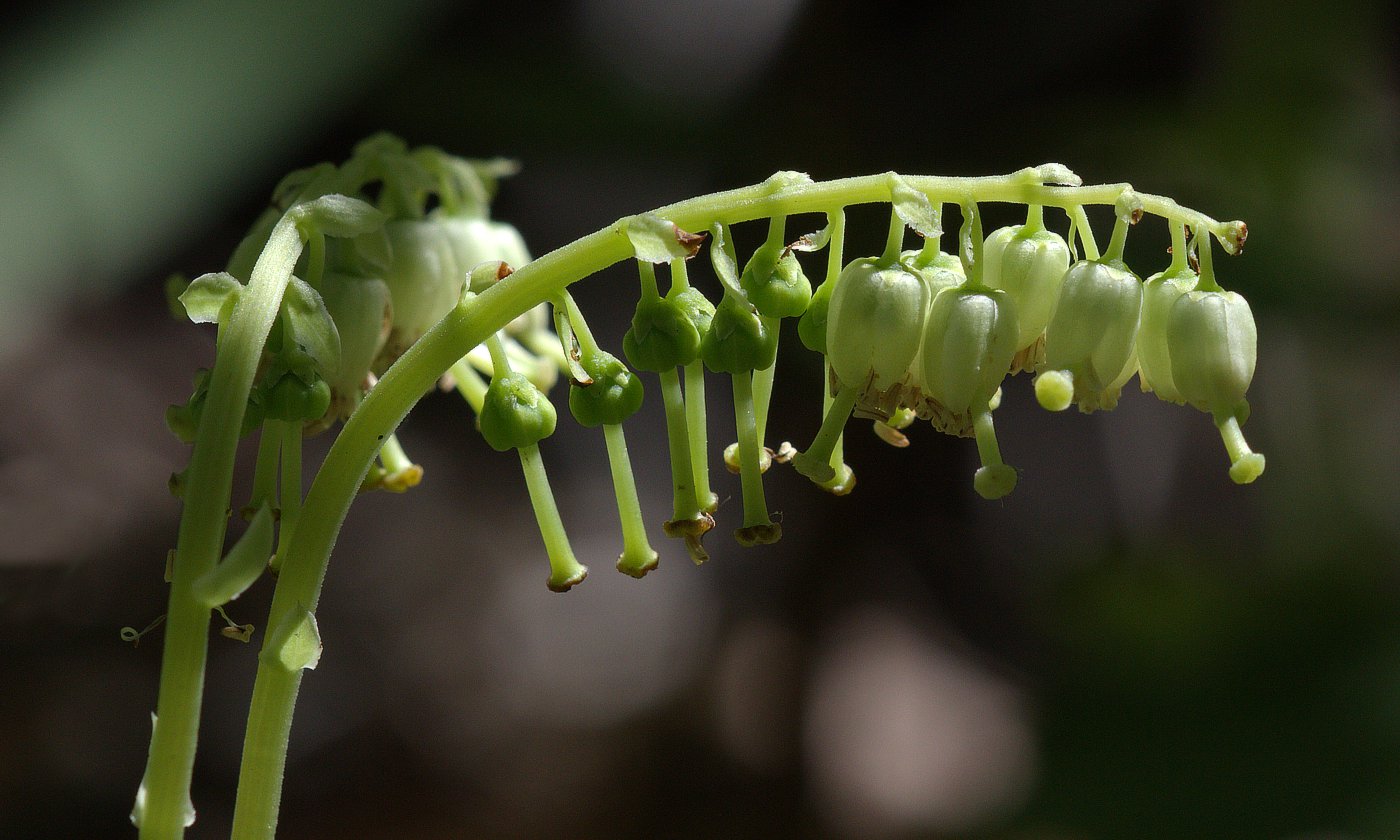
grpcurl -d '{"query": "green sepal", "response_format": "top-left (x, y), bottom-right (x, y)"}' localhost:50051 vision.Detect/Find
top-left (741, 247), bottom-right (812, 319)
top-left (280, 277), bottom-right (341, 379)
top-left (295, 194), bottom-right (385, 239)
top-left (192, 504), bottom-right (274, 608)
top-left (889, 175), bottom-right (941, 238)
top-left (179, 272), bottom-right (241, 326)
top-left (264, 608), bottom-right (322, 673)
top-left (480, 371), bottom-right (558, 451)
top-left (701, 294), bottom-right (778, 375)
top-left (569, 350), bottom-right (645, 428)
top-left (626, 214), bottom-right (706, 263)
top-left (623, 295), bottom-right (702, 372)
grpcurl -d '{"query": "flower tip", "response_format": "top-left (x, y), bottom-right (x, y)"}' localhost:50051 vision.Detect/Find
top-left (547, 564), bottom-right (589, 593)
top-left (1228, 452), bottom-right (1266, 485)
top-left (974, 464), bottom-right (1017, 500)
top-left (735, 522), bottom-right (782, 547)
top-left (1034, 370), bottom-right (1074, 412)
top-left (381, 465), bottom-right (424, 493)
top-left (617, 549), bottom-right (660, 579)
top-left (819, 463), bottom-right (857, 496)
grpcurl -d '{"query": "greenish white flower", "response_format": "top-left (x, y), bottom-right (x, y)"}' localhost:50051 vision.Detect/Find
top-left (1135, 265), bottom-right (1198, 404)
top-left (825, 257), bottom-right (929, 401)
top-left (981, 224), bottom-right (1071, 358)
top-left (1035, 258), bottom-right (1142, 413)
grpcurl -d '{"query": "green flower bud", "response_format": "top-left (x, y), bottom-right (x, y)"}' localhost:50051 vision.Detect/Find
top-left (479, 371), bottom-right (558, 451)
top-left (741, 247), bottom-right (812, 319)
top-left (379, 219), bottom-right (464, 363)
top-left (436, 214), bottom-right (532, 286)
top-left (668, 284), bottom-right (716, 336)
top-left (915, 287), bottom-right (1019, 436)
top-left (797, 274), bottom-right (835, 354)
top-left (318, 272), bottom-right (391, 421)
top-left (1136, 265), bottom-right (1198, 404)
top-left (623, 294), bottom-right (702, 372)
top-left (569, 350), bottom-right (645, 428)
top-left (982, 225), bottom-right (1071, 352)
top-left (825, 258), bottom-right (929, 394)
top-left (901, 249), bottom-right (965, 299)
top-left (1167, 289), bottom-right (1257, 417)
top-left (262, 372), bottom-right (332, 423)
top-left (701, 294), bottom-right (779, 375)
top-left (1036, 259), bottom-right (1143, 412)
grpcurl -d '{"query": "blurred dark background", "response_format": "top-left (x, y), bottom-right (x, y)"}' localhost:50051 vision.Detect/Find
top-left (2, 1), bottom-right (1398, 837)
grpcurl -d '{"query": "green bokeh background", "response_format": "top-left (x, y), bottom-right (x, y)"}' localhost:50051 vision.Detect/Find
top-left (1, 1), bottom-right (1397, 838)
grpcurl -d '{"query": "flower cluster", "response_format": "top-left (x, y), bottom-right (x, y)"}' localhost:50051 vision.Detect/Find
top-left (166, 145), bottom-right (1262, 594)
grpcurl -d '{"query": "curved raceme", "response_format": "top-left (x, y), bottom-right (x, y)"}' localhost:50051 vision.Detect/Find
top-left (165, 142), bottom-right (1268, 590)
top-left (150, 142), bottom-right (1273, 840)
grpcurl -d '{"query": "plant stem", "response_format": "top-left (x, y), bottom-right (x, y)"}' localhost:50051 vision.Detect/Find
top-left (684, 361), bottom-right (714, 511)
top-left (141, 212), bottom-right (305, 839)
top-left (229, 169), bottom-right (1242, 838)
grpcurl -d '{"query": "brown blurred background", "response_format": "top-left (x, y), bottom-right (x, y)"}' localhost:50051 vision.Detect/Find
top-left (2, 1), bottom-right (1398, 837)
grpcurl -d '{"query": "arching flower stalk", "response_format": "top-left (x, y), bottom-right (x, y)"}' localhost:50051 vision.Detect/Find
top-left (141, 142), bottom-right (1261, 840)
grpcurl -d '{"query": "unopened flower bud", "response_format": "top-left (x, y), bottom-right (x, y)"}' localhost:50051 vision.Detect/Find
top-left (982, 224), bottom-right (1071, 353)
top-left (826, 257), bottom-right (928, 394)
top-left (1136, 265), bottom-right (1197, 404)
top-left (1036, 259), bottom-right (1142, 412)
top-left (916, 287), bottom-right (1019, 436)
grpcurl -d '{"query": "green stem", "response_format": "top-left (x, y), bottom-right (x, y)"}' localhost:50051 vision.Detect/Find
top-left (684, 361), bottom-right (715, 512)
top-left (880, 204), bottom-right (906, 265)
top-left (958, 201), bottom-right (987, 289)
top-left (1070, 205), bottom-right (1102, 260)
top-left (752, 334), bottom-right (777, 445)
top-left (517, 443), bottom-right (588, 592)
top-left (793, 384), bottom-right (859, 484)
top-left (731, 373), bottom-right (771, 528)
top-left (247, 425), bottom-right (281, 516)
top-left (603, 423), bottom-right (659, 577)
top-left (141, 211), bottom-right (305, 839)
top-left (823, 361), bottom-right (846, 473)
top-left (1195, 229), bottom-right (1222, 292)
top-left (1024, 203), bottom-right (1045, 233)
top-left (448, 359), bottom-right (488, 413)
top-left (230, 168), bottom-right (1242, 838)
top-left (659, 368), bottom-right (701, 520)
top-left (269, 421), bottom-right (301, 573)
top-left (1104, 208), bottom-right (1131, 263)
top-left (1169, 220), bottom-right (1190, 273)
